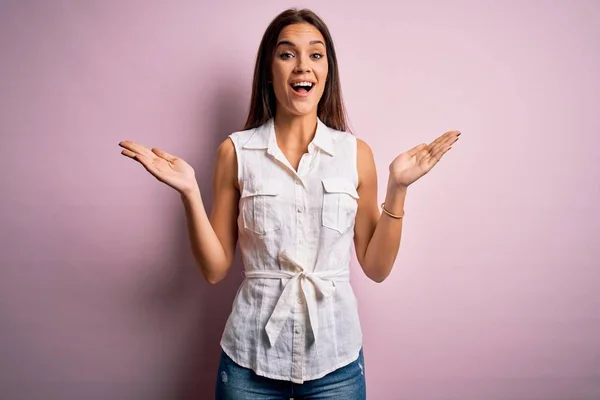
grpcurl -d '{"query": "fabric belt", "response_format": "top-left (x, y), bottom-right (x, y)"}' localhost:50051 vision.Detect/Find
top-left (244, 250), bottom-right (350, 348)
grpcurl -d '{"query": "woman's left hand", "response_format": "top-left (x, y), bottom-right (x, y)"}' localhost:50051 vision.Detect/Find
top-left (388, 130), bottom-right (461, 189)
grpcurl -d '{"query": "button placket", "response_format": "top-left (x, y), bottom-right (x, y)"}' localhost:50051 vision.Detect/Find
top-left (295, 153), bottom-right (313, 252)
top-left (295, 173), bottom-right (306, 250)
top-left (291, 298), bottom-right (305, 382)
top-left (292, 156), bottom-right (311, 384)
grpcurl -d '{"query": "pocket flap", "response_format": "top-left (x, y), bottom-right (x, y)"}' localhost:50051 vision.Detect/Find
top-left (241, 179), bottom-right (281, 198)
top-left (322, 178), bottom-right (360, 199)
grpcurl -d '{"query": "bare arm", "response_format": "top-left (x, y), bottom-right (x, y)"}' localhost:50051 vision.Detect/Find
top-left (181, 138), bottom-right (239, 284)
top-left (353, 130), bottom-right (460, 282)
top-left (353, 139), bottom-right (406, 283)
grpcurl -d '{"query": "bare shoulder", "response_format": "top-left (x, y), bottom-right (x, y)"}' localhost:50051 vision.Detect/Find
top-left (214, 137), bottom-right (238, 189)
top-left (355, 137), bottom-right (376, 188)
top-left (216, 137), bottom-right (236, 160)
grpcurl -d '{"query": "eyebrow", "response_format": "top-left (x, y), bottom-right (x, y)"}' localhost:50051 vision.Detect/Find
top-left (276, 40), bottom-right (325, 48)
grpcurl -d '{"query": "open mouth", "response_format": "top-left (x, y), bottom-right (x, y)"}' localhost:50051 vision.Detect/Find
top-left (290, 81), bottom-right (315, 94)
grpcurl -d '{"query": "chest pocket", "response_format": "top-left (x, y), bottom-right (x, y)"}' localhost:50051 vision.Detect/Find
top-left (321, 178), bottom-right (360, 234)
top-left (240, 179), bottom-right (281, 235)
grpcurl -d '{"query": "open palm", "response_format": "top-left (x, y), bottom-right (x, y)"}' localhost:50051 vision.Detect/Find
top-left (119, 140), bottom-right (196, 194)
top-left (389, 130), bottom-right (460, 188)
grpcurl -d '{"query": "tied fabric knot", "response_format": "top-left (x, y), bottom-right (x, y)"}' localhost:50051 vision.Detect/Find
top-left (243, 250), bottom-right (350, 349)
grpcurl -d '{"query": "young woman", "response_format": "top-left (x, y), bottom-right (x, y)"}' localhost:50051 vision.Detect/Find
top-left (119, 8), bottom-right (460, 399)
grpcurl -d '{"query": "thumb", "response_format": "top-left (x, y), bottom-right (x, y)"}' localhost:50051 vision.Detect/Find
top-left (152, 147), bottom-right (177, 162)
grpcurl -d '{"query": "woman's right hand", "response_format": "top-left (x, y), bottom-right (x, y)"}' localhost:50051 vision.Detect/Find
top-left (119, 140), bottom-right (197, 195)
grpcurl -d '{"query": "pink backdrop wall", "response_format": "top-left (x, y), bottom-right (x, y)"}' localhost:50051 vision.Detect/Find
top-left (1, 1), bottom-right (599, 399)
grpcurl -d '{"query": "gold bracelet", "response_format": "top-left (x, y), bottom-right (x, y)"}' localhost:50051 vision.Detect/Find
top-left (381, 203), bottom-right (405, 219)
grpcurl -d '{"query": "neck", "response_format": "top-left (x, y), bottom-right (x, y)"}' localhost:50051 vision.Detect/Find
top-left (273, 112), bottom-right (318, 149)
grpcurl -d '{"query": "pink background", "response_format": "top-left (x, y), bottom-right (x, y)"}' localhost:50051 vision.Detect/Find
top-left (1, 1), bottom-right (599, 399)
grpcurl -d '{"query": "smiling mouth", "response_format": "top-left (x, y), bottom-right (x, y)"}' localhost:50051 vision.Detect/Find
top-left (290, 82), bottom-right (314, 94)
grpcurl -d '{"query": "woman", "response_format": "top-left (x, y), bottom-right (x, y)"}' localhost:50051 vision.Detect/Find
top-left (119, 8), bottom-right (459, 399)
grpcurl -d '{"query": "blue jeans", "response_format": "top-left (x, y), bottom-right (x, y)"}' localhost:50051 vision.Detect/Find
top-left (215, 348), bottom-right (366, 399)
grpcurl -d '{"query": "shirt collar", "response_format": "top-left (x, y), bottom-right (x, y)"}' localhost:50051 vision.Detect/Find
top-left (242, 118), bottom-right (335, 157)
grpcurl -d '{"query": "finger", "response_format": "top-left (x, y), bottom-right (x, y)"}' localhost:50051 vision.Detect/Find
top-left (119, 141), bottom-right (153, 157)
top-left (440, 133), bottom-right (459, 153)
top-left (418, 139), bottom-right (447, 163)
top-left (415, 146), bottom-right (433, 164)
top-left (428, 130), bottom-right (460, 148)
top-left (121, 148), bottom-right (155, 171)
top-left (121, 149), bottom-right (137, 159)
top-left (429, 132), bottom-right (458, 156)
top-left (429, 142), bottom-right (453, 163)
top-left (133, 153), bottom-right (162, 177)
top-left (407, 143), bottom-right (427, 157)
top-left (429, 138), bottom-right (452, 157)
top-left (419, 131), bottom-right (458, 168)
top-left (443, 130), bottom-right (460, 147)
top-left (152, 147), bottom-right (177, 162)
top-left (440, 130), bottom-right (460, 141)
top-left (418, 148), bottom-right (443, 171)
top-left (121, 148), bottom-right (148, 168)
top-left (427, 133), bottom-right (449, 147)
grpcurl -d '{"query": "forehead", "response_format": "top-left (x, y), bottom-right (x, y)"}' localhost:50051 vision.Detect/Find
top-left (277, 23), bottom-right (325, 45)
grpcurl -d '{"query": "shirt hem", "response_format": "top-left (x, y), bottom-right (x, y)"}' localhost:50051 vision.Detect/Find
top-left (220, 341), bottom-right (362, 384)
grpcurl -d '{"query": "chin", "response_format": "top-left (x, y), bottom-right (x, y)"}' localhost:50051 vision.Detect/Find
top-left (284, 106), bottom-right (318, 118)
top-left (288, 100), bottom-right (322, 116)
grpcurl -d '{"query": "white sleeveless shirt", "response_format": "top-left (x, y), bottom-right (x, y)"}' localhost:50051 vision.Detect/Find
top-left (220, 118), bottom-right (363, 384)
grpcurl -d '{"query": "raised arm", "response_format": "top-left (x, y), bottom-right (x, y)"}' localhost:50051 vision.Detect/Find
top-left (353, 139), bottom-right (404, 283)
top-left (181, 138), bottom-right (240, 284)
top-left (119, 137), bottom-right (240, 284)
top-left (353, 130), bottom-right (460, 282)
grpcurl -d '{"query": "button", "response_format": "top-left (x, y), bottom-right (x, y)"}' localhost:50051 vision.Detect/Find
top-left (297, 207), bottom-right (303, 213)
top-left (299, 238), bottom-right (304, 244)
top-left (295, 328), bottom-right (301, 334)
top-left (296, 179), bottom-right (302, 185)
top-left (297, 297), bottom-right (304, 304)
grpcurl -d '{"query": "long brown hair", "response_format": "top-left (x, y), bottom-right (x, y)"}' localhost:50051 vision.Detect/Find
top-left (243, 8), bottom-right (350, 132)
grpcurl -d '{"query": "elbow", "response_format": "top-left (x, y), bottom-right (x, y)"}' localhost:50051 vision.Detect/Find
top-left (363, 263), bottom-right (392, 283)
top-left (359, 249), bottom-right (397, 283)
top-left (369, 273), bottom-right (389, 283)
top-left (204, 268), bottom-right (229, 285)
top-left (204, 272), bottom-right (226, 285)
top-left (206, 276), bottom-right (222, 285)
top-left (199, 262), bottom-right (229, 285)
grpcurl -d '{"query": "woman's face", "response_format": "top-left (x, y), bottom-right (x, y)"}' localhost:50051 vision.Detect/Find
top-left (271, 23), bottom-right (328, 118)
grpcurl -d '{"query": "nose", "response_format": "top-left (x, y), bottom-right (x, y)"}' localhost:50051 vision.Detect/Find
top-left (294, 65), bottom-right (310, 73)
top-left (293, 55), bottom-right (311, 74)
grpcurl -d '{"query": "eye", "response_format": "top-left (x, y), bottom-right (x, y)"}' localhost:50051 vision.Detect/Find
top-left (312, 53), bottom-right (325, 60)
top-left (278, 52), bottom-right (294, 59)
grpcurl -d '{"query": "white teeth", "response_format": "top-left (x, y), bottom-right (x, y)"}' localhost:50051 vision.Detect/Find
top-left (292, 81), bottom-right (314, 88)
